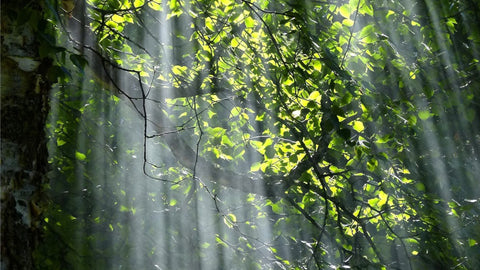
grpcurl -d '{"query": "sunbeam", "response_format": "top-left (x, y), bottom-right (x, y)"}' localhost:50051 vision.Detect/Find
top-left (2, 0), bottom-right (479, 269)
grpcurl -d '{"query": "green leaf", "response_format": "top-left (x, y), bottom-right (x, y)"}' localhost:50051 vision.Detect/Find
top-left (106, 20), bottom-right (118, 29)
top-left (220, 0), bottom-right (232, 5)
top-left (418, 110), bottom-right (432, 120)
top-left (312, 60), bottom-right (322, 72)
top-left (271, 203), bottom-right (283, 214)
top-left (208, 127), bottom-right (226, 137)
top-left (415, 183), bottom-right (425, 191)
top-left (368, 198), bottom-right (379, 207)
top-left (250, 140), bottom-right (263, 150)
top-left (231, 37), bottom-right (240, 48)
top-left (468, 239), bottom-right (477, 247)
top-left (148, 0), bottom-right (162, 10)
top-left (250, 162), bottom-right (262, 172)
top-left (352, 121), bottom-right (365, 132)
top-left (308, 90), bottom-right (320, 100)
top-left (359, 25), bottom-right (377, 43)
top-left (230, 107), bottom-right (241, 118)
top-left (377, 191), bottom-right (388, 208)
top-left (172, 65), bottom-right (187, 75)
top-left (224, 213), bottom-right (237, 228)
top-left (75, 151), bottom-right (86, 161)
top-left (111, 14), bottom-right (125, 23)
top-left (205, 17), bottom-right (215, 32)
top-left (133, 0), bottom-right (144, 7)
top-left (367, 158), bottom-right (378, 171)
top-left (57, 138), bottom-right (66, 146)
top-left (339, 5), bottom-right (351, 19)
top-left (245, 16), bottom-right (255, 28)
top-left (221, 135), bottom-right (234, 147)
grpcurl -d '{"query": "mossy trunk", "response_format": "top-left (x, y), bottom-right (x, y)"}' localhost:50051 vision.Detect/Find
top-left (1, 1), bottom-right (52, 269)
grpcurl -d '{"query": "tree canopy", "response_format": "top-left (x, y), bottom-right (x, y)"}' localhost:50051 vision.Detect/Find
top-left (4, 0), bottom-right (479, 269)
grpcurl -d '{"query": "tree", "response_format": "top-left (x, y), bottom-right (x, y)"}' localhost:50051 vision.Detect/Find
top-left (1, 1), bottom-right (54, 268)
top-left (2, 0), bottom-right (480, 269)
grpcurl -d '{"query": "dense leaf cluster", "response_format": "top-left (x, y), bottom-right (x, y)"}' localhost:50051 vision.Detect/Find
top-left (36, 0), bottom-right (479, 269)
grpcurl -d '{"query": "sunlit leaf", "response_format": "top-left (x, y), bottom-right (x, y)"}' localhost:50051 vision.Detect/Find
top-left (224, 213), bottom-right (237, 228)
top-left (133, 0), bottom-right (144, 7)
top-left (57, 138), bottom-right (66, 146)
top-left (468, 239), bottom-right (478, 247)
top-left (418, 110), bottom-right (432, 120)
top-left (245, 16), bottom-right (255, 28)
top-left (172, 65), bottom-right (187, 75)
top-left (339, 5), bottom-right (351, 19)
top-left (111, 14), bottom-right (125, 23)
top-left (231, 37), bottom-right (240, 48)
top-left (352, 121), bottom-right (364, 132)
top-left (148, 0), bottom-right (162, 10)
top-left (75, 151), bottom-right (86, 161)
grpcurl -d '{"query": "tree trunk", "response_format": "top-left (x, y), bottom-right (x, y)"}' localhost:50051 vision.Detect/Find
top-left (1, 1), bottom-right (52, 269)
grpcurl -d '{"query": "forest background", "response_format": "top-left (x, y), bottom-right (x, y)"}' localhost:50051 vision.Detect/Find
top-left (1, 0), bottom-right (480, 269)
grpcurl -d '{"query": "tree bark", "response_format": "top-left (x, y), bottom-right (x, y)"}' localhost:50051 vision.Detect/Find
top-left (1, 1), bottom-right (52, 269)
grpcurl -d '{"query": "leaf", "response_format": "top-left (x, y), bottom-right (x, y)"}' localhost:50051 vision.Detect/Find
top-left (367, 158), bottom-right (378, 171)
top-left (106, 20), bottom-right (118, 29)
top-left (250, 140), bottom-right (263, 150)
top-left (216, 236), bottom-right (228, 247)
top-left (339, 5), bottom-right (351, 19)
top-left (308, 90), bottom-right (320, 100)
top-left (359, 25), bottom-right (377, 43)
top-left (358, 25), bottom-right (375, 38)
top-left (148, 1), bottom-right (162, 10)
top-left (343, 18), bottom-right (354, 27)
top-left (221, 135), bottom-right (234, 147)
top-left (250, 162), bottom-right (262, 172)
top-left (172, 65), bottom-right (187, 75)
top-left (352, 121), bottom-right (365, 132)
top-left (231, 37), bottom-right (240, 48)
top-left (368, 198), bottom-right (379, 207)
top-left (133, 0), bottom-right (144, 7)
top-left (359, 3), bottom-right (374, 16)
top-left (377, 191), bottom-right (388, 208)
top-left (245, 16), bottom-right (255, 28)
top-left (205, 17), bottom-right (215, 32)
top-left (220, 0), bottom-right (232, 5)
top-left (230, 107), bottom-right (241, 118)
top-left (111, 14), bottom-right (125, 23)
top-left (312, 60), bottom-right (322, 72)
top-left (207, 127), bottom-right (226, 137)
top-left (418, 110), bottom-right (432, 120)
top-left (415, 183), bottom-right (425, 191)
top-left (271, 203), bottom-right (283, 214)
top-left (75, 151), bottom-right (86, 161)
top-left (408, 115), bottom-right (417, 125)
top-left (57, 138), bottom-right (66, 146)
top-left (224, 213), bottom-right (237, 228)
top-left (107, 0), bottom-right (121, 9)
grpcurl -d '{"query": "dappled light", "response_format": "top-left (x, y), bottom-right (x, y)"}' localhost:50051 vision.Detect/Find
top-left (1, 0), bottom-right (479, 269)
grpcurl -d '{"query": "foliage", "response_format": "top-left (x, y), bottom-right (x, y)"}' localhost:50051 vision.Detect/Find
top-left (35, 0), bottom-right (480, 269)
